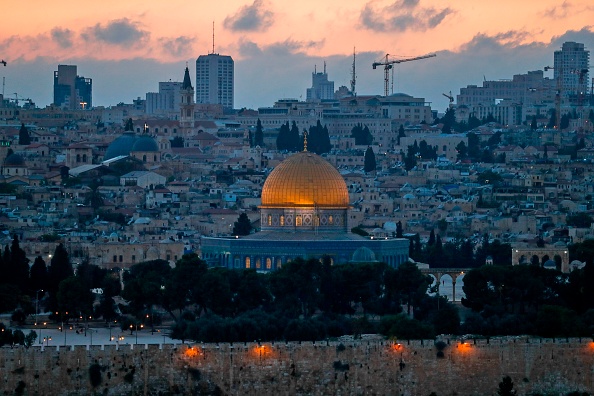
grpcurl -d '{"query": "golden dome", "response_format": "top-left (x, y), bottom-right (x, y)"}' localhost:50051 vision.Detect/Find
top-left (261, 152), bottom-right (349, 208)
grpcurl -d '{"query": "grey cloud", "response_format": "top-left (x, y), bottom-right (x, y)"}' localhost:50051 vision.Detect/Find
top-left (82, 18), bottom-right (148, 46)
top-left (159, 36), bottom-right (195, 58)
top-left (238, 39), bottom-right (263, 57)
top-left (543, 1), bottom-right (572, 18)
top-left (361, 1), bottom-right (454, 32)
top-left (224, 0), bottom-right (274, 32)
top-left (51, 28), bottom-right (74, 48)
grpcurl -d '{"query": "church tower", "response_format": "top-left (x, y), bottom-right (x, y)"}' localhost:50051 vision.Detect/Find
top-left (180, 65), bottom-right (195, 136)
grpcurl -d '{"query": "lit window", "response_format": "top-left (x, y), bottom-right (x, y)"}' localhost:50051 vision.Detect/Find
top-left (296, 215), bottom-right (302, 226)
top-left (267, 215), bottom-right (272, 226)
top-left (280, 215), bottom-right (285, 226)
top-left (328, 215), bottom-right (334, 225)
top-left (256, 258), bottom-right (261, 269)
top-left (245, 257), bottom-right (251, 269)
top-left (266, 258), bottom-right (272, 269)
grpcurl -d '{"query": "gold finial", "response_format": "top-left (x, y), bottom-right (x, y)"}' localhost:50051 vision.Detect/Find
top-left (303, 129), bottom-right (308, 152)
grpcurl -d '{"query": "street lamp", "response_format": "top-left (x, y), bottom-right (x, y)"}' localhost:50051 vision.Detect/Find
top-left (130, 323), bottom-right (144, 344)
top-left (39, 322), bottom-right (47, 344)
top-left (35, 289), bottom-right (43, 325)
top-left (109, 320), bottom-right (117, 341)
top-left (43, 336), bottom-right (51, 346)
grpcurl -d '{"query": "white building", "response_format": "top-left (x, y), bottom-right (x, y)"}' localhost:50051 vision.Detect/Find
top-left (195, 53), bottom-right (234, 109)
top-left (146, 81), bottom-right (182, 117)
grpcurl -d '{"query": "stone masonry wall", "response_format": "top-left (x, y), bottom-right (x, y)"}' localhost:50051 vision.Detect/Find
top-left (1, 338), bottom-right (593, 395)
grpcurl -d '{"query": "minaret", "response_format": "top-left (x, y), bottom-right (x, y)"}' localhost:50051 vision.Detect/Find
top-left (180, 64), bottom-right (195, 135)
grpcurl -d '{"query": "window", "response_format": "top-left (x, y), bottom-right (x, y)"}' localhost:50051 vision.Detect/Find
top-left (113, 255), bottom-right (117, 263)
top-left (296, 215), bottom-right (302, 226)
top-left (245, 257), bottom-right (251, 268)
top-left (280, 215), bottom-right (285, 226)
top-left (266, 258), bottom-right (272, 269)
top-left (132, 255), bottom-right (136, 261)
top-left (267, 215), bottom-right (272, 226)
top-left (119, 255), bottom-right (123, 262)
top-left (328, 215), bottom-right (334, 225)
top-left (256, 258), bottom-right (261, 269)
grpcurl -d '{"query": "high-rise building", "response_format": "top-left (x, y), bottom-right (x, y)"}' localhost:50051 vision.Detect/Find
top-left (553, 42), bottom-right (590, 101)
top-left (195, 54), bottom-right (234, 109)
top-left (306, 63), bottom-right (335, 101)
top-left (53, 65), bottom-right (92, 110)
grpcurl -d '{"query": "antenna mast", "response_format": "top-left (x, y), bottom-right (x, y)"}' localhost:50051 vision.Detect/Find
top-left (351, 47), bottom-right (356, 96)
top-left (212, 21), bottom-right (215, 54)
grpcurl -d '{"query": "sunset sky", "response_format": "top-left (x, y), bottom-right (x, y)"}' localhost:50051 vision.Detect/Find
top-left (1, 0), bottom-right (593, 112)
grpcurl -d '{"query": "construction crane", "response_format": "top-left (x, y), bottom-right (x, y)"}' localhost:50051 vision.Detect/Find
top-left (544, 66), bottom-right (562, 129)
top-left (9, 93), bottom-right (31, 107)
top-left (372, 53), bottom-right (436, 96)
top-left (442, 91), bottom-right (454, 104)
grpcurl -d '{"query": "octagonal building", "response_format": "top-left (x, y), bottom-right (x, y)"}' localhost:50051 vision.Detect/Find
top-left (200, 151), bottom-right (408, 270)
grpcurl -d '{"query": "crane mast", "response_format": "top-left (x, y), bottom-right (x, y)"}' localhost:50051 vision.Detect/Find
top-left (372, 53), bottom-right (436, 96)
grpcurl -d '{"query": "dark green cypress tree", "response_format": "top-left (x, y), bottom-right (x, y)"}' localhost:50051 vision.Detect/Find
top-left (48, 244), bottom-right (73, 293)
top-left (289, 121), bottom-right (300, 151)
top-left (276, 122), bottom-right (289, 150)
top-left (29, 256), bottom-right (48, 294)
top-left (18, 123), bottom-right (31, 145)
top-left (8, 235), bottom-right (29, 291)
top-left (364, 147), bottom-right (376, 173)
top-left (396, 221), bottom-right (403, 238)
top-left (232, 213), bottom-right (252, 236)
top-left (254, 118), bottom-right (264, 147)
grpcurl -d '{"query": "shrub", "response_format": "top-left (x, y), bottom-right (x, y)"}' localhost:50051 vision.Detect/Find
top-left (89, 363), bottom-right (102, 387)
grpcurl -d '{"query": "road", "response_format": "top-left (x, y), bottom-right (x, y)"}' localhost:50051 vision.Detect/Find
top-left (13, 324), bottom-right (184, 347)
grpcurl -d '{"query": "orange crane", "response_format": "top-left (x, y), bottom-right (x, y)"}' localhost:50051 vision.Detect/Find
top-left (372, 53), bottom-right (436, 96)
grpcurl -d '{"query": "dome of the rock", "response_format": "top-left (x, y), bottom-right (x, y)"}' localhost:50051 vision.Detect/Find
top-left (261, 151), bottom-right (349, 208)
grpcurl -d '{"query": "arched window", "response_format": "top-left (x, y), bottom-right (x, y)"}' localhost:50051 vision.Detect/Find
top-left (266, 258), bottom-right (272, 269)
top-left (256, 258), bottom-right (261, 269)
top-left (245, 257), bottom-right (251, 269)
top-left (276, 258), bottom-right (282, 268)
top-left (328, 215), bottom-right (334, 225)
top-left (296, 215), bottom-right (302, 226)
top-left (82, 154), bottom-right (87, 162)
top-left (76, 154), bottom-right (81, 162)
top-left (153, 155), bottom-right (157, 162)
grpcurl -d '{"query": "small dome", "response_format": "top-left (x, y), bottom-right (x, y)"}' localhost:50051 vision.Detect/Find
top-left (351, 247), bottom-right (377, 263)
top-left (4, 153), bottom-right (25, 166)
top-left (543, 259), bottom-right (556, 268)
top-left (105, 132), bottom-right (137, 160)
top-left (132, 136), bottom-right (158, 152)
top-left (261, 151), bottom-right (349, 208)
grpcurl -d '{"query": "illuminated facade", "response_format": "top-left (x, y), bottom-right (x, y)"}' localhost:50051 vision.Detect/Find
top-left (201, 151), bottom-right (409, 270)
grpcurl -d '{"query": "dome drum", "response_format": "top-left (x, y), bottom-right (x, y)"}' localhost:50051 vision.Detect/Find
top-left (260, 207), bottom-right (347, 232)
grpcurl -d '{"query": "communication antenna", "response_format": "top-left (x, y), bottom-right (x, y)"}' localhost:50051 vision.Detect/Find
top-left (351, 47), bottom-right (356, 96)
top-left (212, 21), bottom-right (215, 54)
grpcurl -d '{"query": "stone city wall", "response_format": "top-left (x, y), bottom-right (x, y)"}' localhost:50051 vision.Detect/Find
top-left (0, 338), bottom-right (593, 395)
